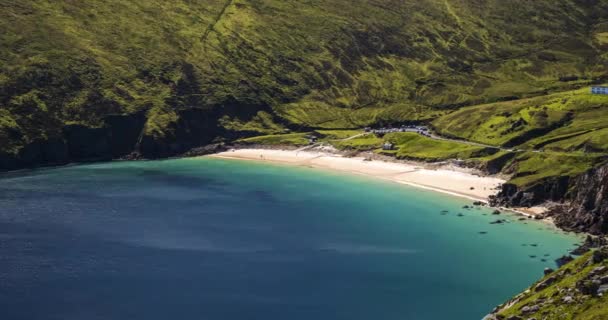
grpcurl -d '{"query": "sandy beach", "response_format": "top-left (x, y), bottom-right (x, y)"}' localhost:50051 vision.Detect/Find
top-left (209, 148), bottom-right (506, 202)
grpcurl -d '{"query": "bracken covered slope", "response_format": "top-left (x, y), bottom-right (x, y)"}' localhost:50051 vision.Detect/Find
top-left (1, 0), bottom-right (608, 165)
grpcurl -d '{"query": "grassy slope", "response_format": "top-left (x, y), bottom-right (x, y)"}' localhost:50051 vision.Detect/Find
top-left (433, 86), bottom-right (608, 187)
top-left (328, 131), bottom-right (493, 161)
top-left (433, 87), bottom-right (608, 150)
top-left (2, 0), bottom-right (608, 155)
top-left (381, 132), bottom-right (491, 161)
top-left (508, 151), bottom-right (604, 187)
top-left (237, 132), bottom-right (311, 146)
top-left (332, 133), bottom-right (384, 151)
top-left (496, 249), bottom-right (608, 320)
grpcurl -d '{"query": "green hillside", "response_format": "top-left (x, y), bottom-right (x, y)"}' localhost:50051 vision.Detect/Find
top-left (3, 0), bottom-right (608, 317)
top-left (433, 87), bottom-right (608, 151)
top-left (432, 86), bottom-right (608, 188)
top-left (2, 0), bottom-right (608, 157)
top-left (491, 248), bottom-right (608, 320)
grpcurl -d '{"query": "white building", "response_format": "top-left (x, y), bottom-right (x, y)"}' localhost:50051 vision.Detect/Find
top-left (591, 86), bottom-right (608, 95)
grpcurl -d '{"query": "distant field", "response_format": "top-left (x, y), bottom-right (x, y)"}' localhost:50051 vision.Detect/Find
top-left (379, 132), bottom-right (493, 162)
top-left (433, 87), bottom-right (608, 152)
top-left (237, 133), bottom-right (311, 147)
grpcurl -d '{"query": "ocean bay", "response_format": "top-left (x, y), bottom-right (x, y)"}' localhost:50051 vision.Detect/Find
top-left (0, 158), bottom-right (578, 320)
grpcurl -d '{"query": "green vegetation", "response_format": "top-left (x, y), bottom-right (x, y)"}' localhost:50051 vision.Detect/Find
top-left (496, 248), bottom-right (608, 320)
top-left (235, 129), bottom-right (365, 147)
top-left (597, 32), bottom-right (608, 45)
top-left (143, 106), bottom-right (179, 138)
top-left (381, 132), bottom-right (493, 161)
top-left (236, 133), bottom-right (310, 147)
top-left (508, 152), bottom-right (604, 187)
top-left (326, 131), bottom-right (496, 162)
top-left (315, 130), bottom-right (363, 141)
top-left (219, 111), bottom-right (287, 135)
top-left (2, 1), bottom-right (608, 314)
top-left (331, 134), bottom-right (383, 151)
top-left (433, 87), bottom-right (608, 150)
top-left (431, 86), bottom-right (608, 187)
top-left (2, 0), bottom-right (608, 154)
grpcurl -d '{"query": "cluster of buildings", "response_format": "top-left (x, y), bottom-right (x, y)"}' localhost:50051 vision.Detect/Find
top-left (363, 125), bottom-right (433, 150)
top-left (591, 86), bottom-right (608, 95)
top-left (365, 125), bottom-right (431, 136)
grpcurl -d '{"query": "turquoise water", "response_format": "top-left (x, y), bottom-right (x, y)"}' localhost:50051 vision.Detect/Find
top-left (0, 158), bottom-right (579, 320)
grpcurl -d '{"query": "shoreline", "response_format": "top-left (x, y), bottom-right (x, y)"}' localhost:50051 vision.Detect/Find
top-left (0, 147), bottom-right (556, 226)
top-left (210, 153), bottom-right (497, 202)
top-left (0, 146), bottom-right (561, 224)
top-left (207, 148), bottom-right (551, 219)
top-left (208, 148), bottom-right (567, 231)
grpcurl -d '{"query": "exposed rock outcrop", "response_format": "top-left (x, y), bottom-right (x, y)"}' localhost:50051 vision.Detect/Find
top-left (552, 163), bottom-right (608, 234)
top-left (490, 176), bottom-right (570, 208)
top-left (0, 98), bottom-right (281, 171)
top-left (490, 161), bottom-right (608, 235)
top-left (0, 112), bottom-right (145, 170)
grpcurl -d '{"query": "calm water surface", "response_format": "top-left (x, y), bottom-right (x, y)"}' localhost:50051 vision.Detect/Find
top-left (0, 158), bottom-right (579, 320)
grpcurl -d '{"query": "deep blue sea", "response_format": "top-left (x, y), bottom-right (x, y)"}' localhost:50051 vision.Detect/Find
top-left (0, 158), bottom-right (579, 320)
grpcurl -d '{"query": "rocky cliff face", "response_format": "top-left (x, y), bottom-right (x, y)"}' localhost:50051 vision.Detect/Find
top-left (491, 162), bottom-right (608, 235)
top-left (490, 176), bottom-right (571, 208)
top-left (0, 109), bottom-right (224, 171)
top-left (553, 163), bottom-right (608, 234)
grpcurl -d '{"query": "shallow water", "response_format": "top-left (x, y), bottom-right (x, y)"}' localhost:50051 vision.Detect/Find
top-left (0, 158), bottom-right (579, 320)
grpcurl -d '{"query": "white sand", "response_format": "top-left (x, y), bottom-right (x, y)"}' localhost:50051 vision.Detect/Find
top-left (208, 149), bottom-right (506, 202)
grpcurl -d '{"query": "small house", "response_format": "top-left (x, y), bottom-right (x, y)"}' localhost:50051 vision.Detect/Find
top-left (382, 142), bottom-right (395, 151)
top-left (591, 86), bottom-right (608, 95)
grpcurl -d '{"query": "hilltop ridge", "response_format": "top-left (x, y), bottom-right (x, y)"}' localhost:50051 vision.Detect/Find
top-left (2, 0), bottom-right (608, 160)
top-left (1, 0), bottom-right (608, 235)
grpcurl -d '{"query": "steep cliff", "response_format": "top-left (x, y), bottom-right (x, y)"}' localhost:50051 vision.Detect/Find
top-left (490, 160), bottom-right (608, 235)
top-left (0, 109), bottom-right (221, 170)
top-left (554, 163), bottom-right (608, 234)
